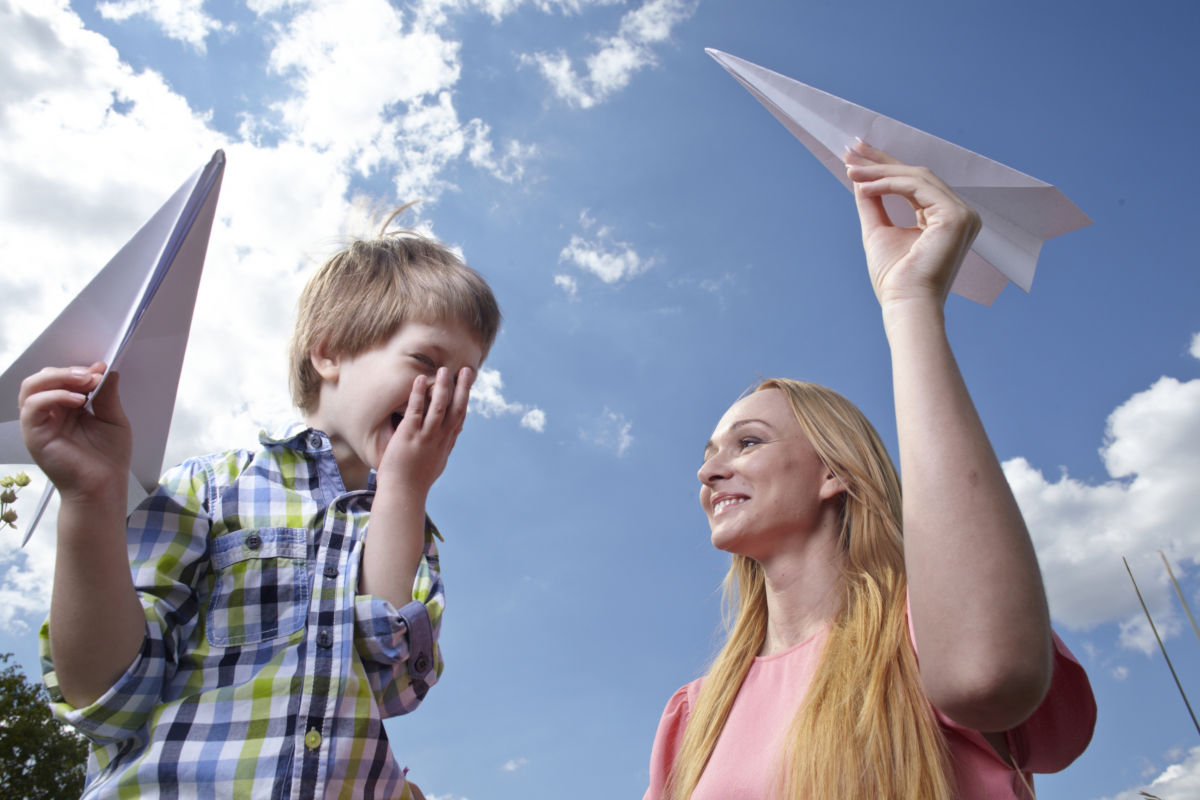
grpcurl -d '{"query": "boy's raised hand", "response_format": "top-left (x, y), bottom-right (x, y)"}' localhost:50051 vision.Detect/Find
top-left (19, 363), bottom-right (132, 503)
top-left (378, 365), bottom-right (475, 496)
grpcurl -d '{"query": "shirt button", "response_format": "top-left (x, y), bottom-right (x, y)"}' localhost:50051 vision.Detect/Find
top-left (245, 533), bottom-right (262, 550)
top-left (304, 728), bottom-right (321, 750)
top-left (307, 432), bottom-right (322, 449)
top-left (413, 654), bottom-right (429, 673)
top-left (323, 564), bottom-right (338, 579)
top-left (316, 630), bottom-right (333, 649)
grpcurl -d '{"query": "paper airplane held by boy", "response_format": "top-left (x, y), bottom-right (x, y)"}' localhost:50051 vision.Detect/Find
top-left (0, 150), bottom-right (226, 545)
top-left (706, 48), bottom-right (1091, 305)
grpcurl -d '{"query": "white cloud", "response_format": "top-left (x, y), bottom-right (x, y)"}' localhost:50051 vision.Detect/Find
top-left (415, 0), bottom-right (622, 27)
top-left (253, 0), bottom-right (539, 203)
top-left (1004, 335), bottom-right (1200, 649)
top-left (581, 408), bottom-right (633, 456)
top-left (553, 274), bottom-right (579, 300)
top-left (97, 0), bottom-right (226, 52)
top-left (1191, 331), bottom-right (1200, 360)
top-left (469, 368), bottom-right (546, 431)
top-left (559, 213), bottom-right (653, 284)
top-left (523, 0), bottom-right (697, 108)
top-left (501, 756), bottom-right (528, 772)
top-left (465, 119), bottom-right (538, 183)
top-left (1094, 746), bottom-right (1200, 800)
top-left (520, 408), bottom-right (546, 432)
top-left (264, 0), bottom-right (459, 156)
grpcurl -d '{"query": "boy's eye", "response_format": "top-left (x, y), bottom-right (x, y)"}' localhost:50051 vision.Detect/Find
top-left (411, 354), bottom-right (436, 370)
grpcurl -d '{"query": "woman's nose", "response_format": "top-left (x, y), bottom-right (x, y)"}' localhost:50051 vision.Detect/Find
top-left (697, 452), bottom-right (728, 484)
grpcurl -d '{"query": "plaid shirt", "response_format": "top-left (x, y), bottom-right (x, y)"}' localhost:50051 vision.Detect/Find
top-left (40, 424), bottom-right (445, 799)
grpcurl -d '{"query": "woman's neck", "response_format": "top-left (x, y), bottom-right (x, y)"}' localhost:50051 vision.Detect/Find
top-left (758, 534), bottom-right (844, 657)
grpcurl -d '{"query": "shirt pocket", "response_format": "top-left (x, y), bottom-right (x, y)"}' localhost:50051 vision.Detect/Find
top-left (207, 528), bottom-right (310, 647)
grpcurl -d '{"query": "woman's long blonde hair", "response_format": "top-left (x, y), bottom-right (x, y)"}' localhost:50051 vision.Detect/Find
top-left (664, 379), bottom-right (954, 800)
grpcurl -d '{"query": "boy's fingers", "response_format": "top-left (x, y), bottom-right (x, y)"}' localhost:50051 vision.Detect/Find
top-left (406, 375), bottom-right (428, 422)
top-left (18, 364), bottom-right (104, 406)
top-left (423, 367), bottom-right (453, 430)
top-left (20, 389), bottom-right (89, 425)
top-left (447, 367), bottom-right (474, 427)
top-left (90, 371), bottom-right (129, 426)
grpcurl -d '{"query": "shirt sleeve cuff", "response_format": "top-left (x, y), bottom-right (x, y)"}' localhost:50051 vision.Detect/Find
top-left (40, 623), bottom-right (164, 744)
top-left (352, 595), bottom-right (438, 683)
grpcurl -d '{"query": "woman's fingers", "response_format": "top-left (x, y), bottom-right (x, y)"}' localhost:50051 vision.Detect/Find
top-left (845, 143), bottom-right (979, 234)
top-left (844, 137), bottom-right (903, 166)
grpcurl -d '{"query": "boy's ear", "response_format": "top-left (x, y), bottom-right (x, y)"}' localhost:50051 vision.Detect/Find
top-left (309, 342), bottom-right (341, 383)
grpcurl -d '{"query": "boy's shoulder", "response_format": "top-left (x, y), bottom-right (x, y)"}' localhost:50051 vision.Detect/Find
top-left (159, 422), bottom-right (323, 496)
top-left (138, 423), bottom-right (335, 535)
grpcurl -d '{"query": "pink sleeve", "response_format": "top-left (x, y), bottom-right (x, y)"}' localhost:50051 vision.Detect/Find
top-left (644, 685), bottom-right (692, 800)
top-left (906, 597), bottom-right (1096, 775)
top-left (936, 631), bottom-right (1097, 774)
top-left (1002, 631), bottom-right (1096, 773)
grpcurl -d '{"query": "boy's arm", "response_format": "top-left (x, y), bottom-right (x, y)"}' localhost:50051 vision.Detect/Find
top-left (360, 366), bottom-right (471, 609)
top-left (354, 366), bottom-right (467, 715)
top-left (42, 454), bottom-right (219, 744)
top-left (19, 365), bottom-right (145, 708)
top-left (353, 520), bottom-right (445, 716)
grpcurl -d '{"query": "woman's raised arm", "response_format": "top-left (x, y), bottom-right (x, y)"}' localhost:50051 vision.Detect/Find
top-left (845, 140), bottom-right (1052, 733)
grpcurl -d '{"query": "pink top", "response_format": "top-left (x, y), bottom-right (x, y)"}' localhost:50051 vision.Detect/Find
top-left (644, 627), bottom-right (1095, 800)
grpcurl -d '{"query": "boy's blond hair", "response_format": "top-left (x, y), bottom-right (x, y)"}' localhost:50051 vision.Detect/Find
top-left (289, 210), bottom-right (501, 414)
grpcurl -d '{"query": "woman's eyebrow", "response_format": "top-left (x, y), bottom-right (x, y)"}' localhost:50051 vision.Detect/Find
top-left (702, 418), bottom-right (774, 459)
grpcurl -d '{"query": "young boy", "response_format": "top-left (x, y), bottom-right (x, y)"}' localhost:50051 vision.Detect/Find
top-left (19, 221), bottom-right (501, 798)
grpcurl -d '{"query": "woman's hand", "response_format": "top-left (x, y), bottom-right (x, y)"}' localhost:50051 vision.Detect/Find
top-left (844, 139), bottom-right (981, 314)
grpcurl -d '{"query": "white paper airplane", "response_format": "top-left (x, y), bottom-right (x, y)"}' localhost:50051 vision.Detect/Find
top-left (0, 150), bottom-right (226, 544)
top-left (707, 48), bottom-right (1091, 305)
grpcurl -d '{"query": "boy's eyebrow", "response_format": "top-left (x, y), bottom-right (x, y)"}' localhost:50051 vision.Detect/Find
top-left (702, 418), bottom-right (773, 460)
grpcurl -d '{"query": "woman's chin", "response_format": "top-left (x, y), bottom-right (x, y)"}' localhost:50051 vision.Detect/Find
top-left (711, 529), bottom-right (751, 557)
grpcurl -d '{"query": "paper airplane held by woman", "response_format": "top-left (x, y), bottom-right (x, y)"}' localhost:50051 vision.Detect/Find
top-left (0, 151), bottom-right (226, 545)
top-left (706, 48), bottom-right (1091, 305)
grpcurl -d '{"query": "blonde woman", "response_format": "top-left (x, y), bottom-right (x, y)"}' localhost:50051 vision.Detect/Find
top-left (644, 142), bottom-right (1095, 800)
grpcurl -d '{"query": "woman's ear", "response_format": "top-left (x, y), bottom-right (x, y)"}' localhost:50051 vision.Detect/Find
top-left (309, 342), bottom-right (341, 382)
top-left (819, 470), bottom-right (847, 502)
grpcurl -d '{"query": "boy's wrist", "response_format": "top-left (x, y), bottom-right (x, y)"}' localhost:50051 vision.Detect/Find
top-left (57, 480), bottom-right (129, 531)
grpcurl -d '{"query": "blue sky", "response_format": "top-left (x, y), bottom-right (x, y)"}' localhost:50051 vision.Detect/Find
top-left (1, 1), bottom-right (1198, 798)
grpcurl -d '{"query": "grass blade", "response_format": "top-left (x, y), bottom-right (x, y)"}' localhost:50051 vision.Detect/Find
top-left (1124, 557), bottom-right (1200, 739)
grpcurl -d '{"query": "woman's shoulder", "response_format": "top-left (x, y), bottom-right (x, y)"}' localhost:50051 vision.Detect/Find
top-left (660, 676), bottom-right (704, 722)
top-left (645, 678), bottom-right (706, 800)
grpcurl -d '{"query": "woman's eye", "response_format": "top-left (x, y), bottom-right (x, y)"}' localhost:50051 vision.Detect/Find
top-left (739, 438), bottom-right (761, 450)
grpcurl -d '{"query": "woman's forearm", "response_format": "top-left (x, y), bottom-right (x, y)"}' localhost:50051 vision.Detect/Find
top-left (885, 301), bottom-right (1052, 732)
